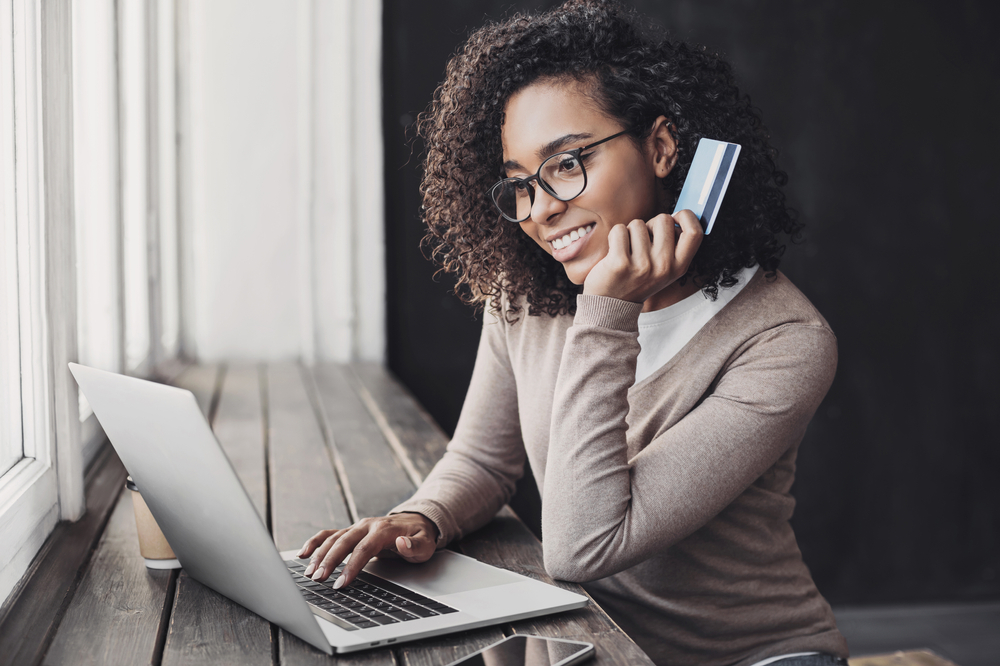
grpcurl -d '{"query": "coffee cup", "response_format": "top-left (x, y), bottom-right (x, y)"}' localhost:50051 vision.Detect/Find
top-left (127, 476), bottom-right (181, 569)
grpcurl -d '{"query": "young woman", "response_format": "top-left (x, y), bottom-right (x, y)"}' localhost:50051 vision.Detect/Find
top-left (299, 2), bottom-right (849, 664)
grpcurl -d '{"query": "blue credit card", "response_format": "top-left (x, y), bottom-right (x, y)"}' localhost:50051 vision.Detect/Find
top-left (672, 138), bottom-right (741, 235)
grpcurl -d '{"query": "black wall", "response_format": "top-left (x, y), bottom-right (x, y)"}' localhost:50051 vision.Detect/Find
top-left (382, 0), bottom-right (1000, 606)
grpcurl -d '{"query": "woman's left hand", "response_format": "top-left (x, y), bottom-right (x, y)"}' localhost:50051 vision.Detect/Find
top-left (583, 210), bottom-right (703, 303)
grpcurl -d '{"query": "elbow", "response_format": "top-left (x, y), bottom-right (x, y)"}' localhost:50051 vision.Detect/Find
top-left (541, 538), bottom-right (611, 583)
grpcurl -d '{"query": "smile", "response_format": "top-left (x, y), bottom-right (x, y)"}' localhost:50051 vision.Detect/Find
top-left (550, 224), bottom-right (594, 250)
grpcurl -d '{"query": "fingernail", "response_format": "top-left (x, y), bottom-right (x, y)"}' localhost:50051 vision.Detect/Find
top-left (304, 562), bottom-right (316, 576)
top-left (403, 537), bottom-right (412, 550)
top-left (312, 566), bottom-right (325, 580)
top-left (333, 574), bottom-right (346, 590)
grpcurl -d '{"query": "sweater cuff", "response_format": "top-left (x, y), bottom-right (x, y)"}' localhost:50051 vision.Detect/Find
top-left (574, 294), bottom-right (643, 331)
top-left (389, 499), bottom-right (456, 548)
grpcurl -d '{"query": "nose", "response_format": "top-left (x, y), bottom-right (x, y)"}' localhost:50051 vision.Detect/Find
top-left (529, 183), bottom-right (567, 227)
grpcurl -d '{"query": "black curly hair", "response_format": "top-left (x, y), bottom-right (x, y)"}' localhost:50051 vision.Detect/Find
top-left (417, 0), bottom-right (799, 322)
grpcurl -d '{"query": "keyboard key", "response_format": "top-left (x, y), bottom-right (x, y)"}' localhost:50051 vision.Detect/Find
top-left (353, 620), bottom-right (378, 629)
top-left (388, 610), bottom-right (418, 621)
top-left (370, 615), bottom-right (398, 625)
top-left (407, 606), bottom-right (439, 618)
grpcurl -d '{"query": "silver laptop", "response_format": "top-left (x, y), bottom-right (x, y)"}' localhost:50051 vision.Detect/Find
top-left (69, 363), bottom-right (587, 654)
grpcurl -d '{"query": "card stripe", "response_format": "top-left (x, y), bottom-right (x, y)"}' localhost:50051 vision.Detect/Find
top-left (700, 143), bottom-right (738, 234)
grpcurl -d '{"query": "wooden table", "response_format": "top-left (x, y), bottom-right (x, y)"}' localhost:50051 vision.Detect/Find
top-left (0, 362), bottom-right (653, 665)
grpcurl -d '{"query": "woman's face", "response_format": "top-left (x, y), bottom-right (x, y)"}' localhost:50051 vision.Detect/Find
top-left (501, 79), bottom-right (675, 285)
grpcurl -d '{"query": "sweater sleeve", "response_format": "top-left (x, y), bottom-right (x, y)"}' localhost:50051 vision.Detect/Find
top-left (389, 303), bottom-right (526, 546)
top-left (541, 294), bottom-right (838, 582)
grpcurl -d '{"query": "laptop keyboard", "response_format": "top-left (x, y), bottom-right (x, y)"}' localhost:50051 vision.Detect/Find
top-left (286, 560), bottom-right (458, 631)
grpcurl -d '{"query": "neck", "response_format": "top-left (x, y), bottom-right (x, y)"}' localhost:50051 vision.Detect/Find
top-left (642, 278), bottom-right (701, 313)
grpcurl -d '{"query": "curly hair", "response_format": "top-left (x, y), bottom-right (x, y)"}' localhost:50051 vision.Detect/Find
top-left (417, 0), bottom-right (800, 322)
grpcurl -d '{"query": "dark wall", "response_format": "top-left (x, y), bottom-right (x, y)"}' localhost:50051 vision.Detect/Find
top-left (382, 0), bottom-right (1000, 606)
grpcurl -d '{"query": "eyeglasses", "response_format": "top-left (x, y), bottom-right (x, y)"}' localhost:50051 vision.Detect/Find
top-left (488, 129), bottom-right (633, 223)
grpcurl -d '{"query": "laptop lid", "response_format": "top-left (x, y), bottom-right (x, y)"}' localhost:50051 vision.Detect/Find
top-left (69, 363), bottom-right (333, 654)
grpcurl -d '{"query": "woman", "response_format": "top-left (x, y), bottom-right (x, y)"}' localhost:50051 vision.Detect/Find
top-left (299, 1), bottom-right (849, 664)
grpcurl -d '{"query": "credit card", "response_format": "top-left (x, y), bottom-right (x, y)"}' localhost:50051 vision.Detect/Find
top-left (672, 138), bottom-right (741, 235)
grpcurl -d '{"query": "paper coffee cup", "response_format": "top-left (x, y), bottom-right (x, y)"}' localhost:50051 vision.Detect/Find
top-left (127, 476), bottom-right (181, 570)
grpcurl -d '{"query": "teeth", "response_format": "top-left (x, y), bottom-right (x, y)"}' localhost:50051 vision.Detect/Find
top-left (552, 225), bottom-right (593, 250)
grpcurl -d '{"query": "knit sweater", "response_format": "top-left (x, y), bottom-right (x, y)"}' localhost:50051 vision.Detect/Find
top-left (392, 269), bottom-right (849, 666)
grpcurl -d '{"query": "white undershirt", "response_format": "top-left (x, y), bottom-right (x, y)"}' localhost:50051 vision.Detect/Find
top-left (635, 264), bottom-right (817, 666)
top-left (749, 653), bottom-right (821, 666)
top-left (634, 265), bottom-right (758, 385)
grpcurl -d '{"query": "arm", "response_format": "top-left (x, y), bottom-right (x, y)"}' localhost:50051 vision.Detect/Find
top-left (390, 301), bottom-right (527, 545)
top-left (541, 298), bottom-right (837, 582)
top-left (301, 303), bottom-right (526, 587)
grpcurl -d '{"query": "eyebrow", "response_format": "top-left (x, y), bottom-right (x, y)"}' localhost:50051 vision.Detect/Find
top-left (502, 132), bottom-right (595, 174)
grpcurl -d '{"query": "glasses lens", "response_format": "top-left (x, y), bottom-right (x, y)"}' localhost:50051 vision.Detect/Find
top-left (492, 179), bottom-right (532, 222)
top-left (539, 152), bottom-right (586, 201)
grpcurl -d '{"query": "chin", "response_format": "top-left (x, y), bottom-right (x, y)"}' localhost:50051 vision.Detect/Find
top-left (562, 264), bottom-right (590, 286)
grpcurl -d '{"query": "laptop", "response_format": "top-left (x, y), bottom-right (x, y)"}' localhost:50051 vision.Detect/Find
top-left (68, 363), bottom-right (588, 654)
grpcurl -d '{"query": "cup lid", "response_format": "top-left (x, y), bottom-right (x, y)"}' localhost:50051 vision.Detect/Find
top-left (125, 475), bottom-right (139, 492)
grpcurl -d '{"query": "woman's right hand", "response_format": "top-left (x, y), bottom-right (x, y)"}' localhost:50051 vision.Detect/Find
top-left (297, 512), bottom-right (439, 589)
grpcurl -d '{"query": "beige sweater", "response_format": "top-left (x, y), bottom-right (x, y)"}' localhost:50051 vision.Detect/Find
top-left (392, 270), bottom-right (849, 666)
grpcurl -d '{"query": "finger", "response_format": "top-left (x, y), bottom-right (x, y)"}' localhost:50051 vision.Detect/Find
top-left (604, 224), bottom-right (631, 270)
top-left (672, 209), bottom-right (704, 271)
top-left (298, 529), bottom-right (336, 559)
top-left (394, 533), bottom-right (436, 564)
top-left (627, 219), bottom-right (652, 274)
top-left (303, 529), bottom-right (347, 576)
top-left (336, 532), bottom-right (388, 589)
top-left (312, 525), bottom-right (365, 580)
top-left (647, 214), bottom-right (674, 263)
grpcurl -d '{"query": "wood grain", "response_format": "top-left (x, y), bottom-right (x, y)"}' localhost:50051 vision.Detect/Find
top-left (347, 363), bottom-right (449, 483)
top-left (170, 363), bottom-right (221, 422)
top-left (309, 364), bottom-right (415, 518)
top-left (42, 490), bottom-right (175, 665)
top-left (211, 364), bottom-right (267, 521)
top-left (161, 572), bottom-right (274, 666)
top-left (267, 362), bottom-right (352, 551)
top-left (0, 444), bottom-right (127, 666)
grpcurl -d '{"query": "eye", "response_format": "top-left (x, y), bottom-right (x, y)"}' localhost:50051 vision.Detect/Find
top-left (555, 155), bottom-right (581, 173)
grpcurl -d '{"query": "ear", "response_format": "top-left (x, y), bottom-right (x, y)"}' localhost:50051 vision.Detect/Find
top-left (647, 116), bottom-right (677, 178)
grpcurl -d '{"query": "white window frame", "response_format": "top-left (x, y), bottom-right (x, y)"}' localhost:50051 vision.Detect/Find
top-left (0, 0), bottom-right (86, 605)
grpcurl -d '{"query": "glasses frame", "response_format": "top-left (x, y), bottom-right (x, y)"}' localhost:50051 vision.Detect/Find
top-left (489, 128), bottom-right (634, 223)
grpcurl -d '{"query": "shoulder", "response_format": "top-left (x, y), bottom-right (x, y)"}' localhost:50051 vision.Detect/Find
top-left (716, 270), bottom-right (838, 387)
top-left (735, 269), bottom-right (834, 333)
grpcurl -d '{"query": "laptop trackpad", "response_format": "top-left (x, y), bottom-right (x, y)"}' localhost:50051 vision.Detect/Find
top-left (364, 550), bottom-right (522, 597)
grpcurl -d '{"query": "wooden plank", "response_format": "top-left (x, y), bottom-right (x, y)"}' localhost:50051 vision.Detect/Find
top-left (309, 364), bottom-right (415, 518)
top-left (0, 443), bottom-right (127, 666)
top-left (161, 572), bottom-right (273, 666)
top-left (266, 363), bottom-right (394, 666)
top-left (211, 364), bottom-right (267, 521)
top-left (42, 490), bottom-right (175, 665)
top-left (267, 362), bottom-right (352, 551)
top-left (161, 362), bottom-right (274, 665)
top-left (347, 363), bottom-right (448, 483)
top-left (171, 363), bottom-right (221, 423)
